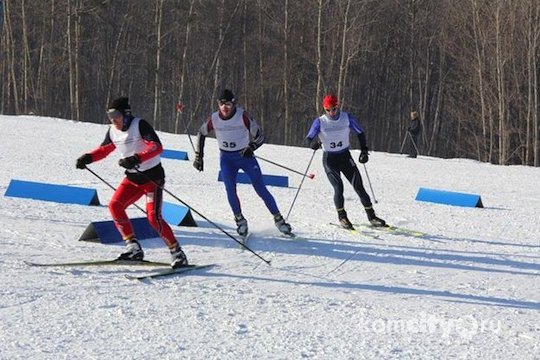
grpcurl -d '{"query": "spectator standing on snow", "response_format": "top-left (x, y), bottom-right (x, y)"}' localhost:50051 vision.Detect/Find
top-left (305, 94), bottom-right (386, 230)
top-left (406, 111), bottom-right (421, 158)
top-left (192, 89), bottom-right (293, 238)
top-left (75, 97), bottom-right (188, 268)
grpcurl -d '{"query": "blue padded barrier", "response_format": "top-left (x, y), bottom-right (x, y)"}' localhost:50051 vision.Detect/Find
top-left (415, 188), bottom-right (484, 208)
top-left (161, 149), bottom-right (189, 160)
top-left (4, 179), bottom-right (100, 205)
top-left (79, 217), bottom-right (159, 244)
top-left (218, 171), bottom-right (288, 188)
top-left (162, 201), bottom-right (197, 226)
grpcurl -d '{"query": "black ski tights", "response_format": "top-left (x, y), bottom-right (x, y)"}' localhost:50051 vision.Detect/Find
top-left (323, 150), bottom-right (372, 209)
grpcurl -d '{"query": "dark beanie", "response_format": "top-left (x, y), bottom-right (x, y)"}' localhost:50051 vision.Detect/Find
top-left (108, 97), bottom-right (131, 115)
top-left (218, 89), bottom-right (235, 102)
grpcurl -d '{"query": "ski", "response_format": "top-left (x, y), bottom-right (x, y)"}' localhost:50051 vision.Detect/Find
top-left (24, 259), bottom-right (170, 267)
top-left (358, 223), bottom-right (426, 237)
top-left (329, 223), bottom-right (380, 239)
top-left (238, 232), bottom-right (299, 247)
top-left (125, 264), bottom-right (216, 280)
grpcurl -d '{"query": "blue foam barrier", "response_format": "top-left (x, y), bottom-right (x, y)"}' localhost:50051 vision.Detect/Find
top-left (4, 179), bottom-right (100, 205)
top-left (415, 188), bottom-right (484, 208)
top-left (162, 201), bottom-right (197, 226)
top-left (218, 171), bottom-right (289, 188)
top-left (161, 149), bottom-right (189, 160)
top-left (79, 217), bottom-right (159, 244)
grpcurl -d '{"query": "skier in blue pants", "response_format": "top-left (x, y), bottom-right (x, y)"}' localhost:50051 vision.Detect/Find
top-left (193, 89), bottom-right (292, 237)
top-left (219, 151), bottom-right (280, 215)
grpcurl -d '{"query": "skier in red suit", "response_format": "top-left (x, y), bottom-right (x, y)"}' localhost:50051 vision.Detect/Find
top-left (76, 97), bottom-right (188, 268)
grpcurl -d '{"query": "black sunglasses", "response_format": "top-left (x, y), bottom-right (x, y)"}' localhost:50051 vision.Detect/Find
top-left (325, 107), bottom-right (338, 112)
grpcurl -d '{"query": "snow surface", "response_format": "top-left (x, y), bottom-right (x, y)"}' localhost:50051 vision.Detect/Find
top-left (1, 114), bottom-right (540, 360)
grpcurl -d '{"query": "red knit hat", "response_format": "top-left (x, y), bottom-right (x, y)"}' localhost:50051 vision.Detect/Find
top-left (323, 94), bottom-right (338, 109)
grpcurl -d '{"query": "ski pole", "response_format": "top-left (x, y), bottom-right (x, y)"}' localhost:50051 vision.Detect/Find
top-left (362, 163), bottom-right (378, 204)
top-left (326, 248), bottom-right (362, 276)
top-left (134, 168), bottom-right (271, 266)
top-left (176, 102), bottom-right (196, 154)
top-left (255, 155), bottom-right (315, 179)
top-left (399, 132), bottom-right (408, 154)
top-left (85, 166), bottom-right (147, 214)
top-left (408, 132), bottom-right (420, 155)
top-left (285, 149), bottom-right (317, 221)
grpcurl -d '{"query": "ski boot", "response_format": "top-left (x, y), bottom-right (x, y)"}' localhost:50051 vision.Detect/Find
top-left (117, 238), bottom-right (144, 261)
top-left (337, 208), bottom-right (354, 230)
top-left (170, 245), bottom-right (188, 269)
top-left (234, 213), bottom-right (248, 237)
top-left (365, 207), bottom-right (386, 227)
top-left (274, 213), bottom-right (292, 235)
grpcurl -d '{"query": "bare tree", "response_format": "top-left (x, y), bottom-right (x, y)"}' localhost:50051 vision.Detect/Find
top-left (153, 0), bottom-right (164, 130)
top-left (315, 0), bottom-right (324, 114)
top-left (283, 0), bottom-right (290, 144)
top-left (175, 0), bottom-right (195, 134)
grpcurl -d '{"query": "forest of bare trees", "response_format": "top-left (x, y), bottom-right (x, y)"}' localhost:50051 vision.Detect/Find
top-left (1, 0), bottom-right (539, 166)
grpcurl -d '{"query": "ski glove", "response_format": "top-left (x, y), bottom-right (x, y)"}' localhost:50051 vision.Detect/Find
top-left (76, 153), bottom-right (92, 169)
top-left (193, 153), bottom-right (204, 171)
top-left (308, 138), bottom-right (321, 150)
top-left (358, 147), bottom-right (369, 164)
top-left (241, 143), bottom-right (256, 157)
top-left (119, 154), bottom-right (141, 169)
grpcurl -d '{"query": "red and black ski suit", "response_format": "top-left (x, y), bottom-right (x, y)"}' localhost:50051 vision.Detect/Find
top-left (88, 116), bottom-right (179, 250)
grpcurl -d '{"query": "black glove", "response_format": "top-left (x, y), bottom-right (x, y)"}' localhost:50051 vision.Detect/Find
top-left (241, 143), bottom-right (256, 157)
top-left (76, 154), bottom-right (92, 169)
top-left (118, 154), bottom-right (141, 169)
top-left (309, 138), bottom-right (321, 150)
top-left (193, 153), bottom-right (204, 171)
top-left (358, 147), bottom-right (369, 164)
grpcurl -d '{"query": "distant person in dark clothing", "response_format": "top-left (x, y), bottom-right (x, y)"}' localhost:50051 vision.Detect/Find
top-left (407, 111), bottom-right (421, 158)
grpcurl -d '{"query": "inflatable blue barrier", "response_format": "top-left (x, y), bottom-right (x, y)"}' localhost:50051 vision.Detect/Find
top-left (79, 217), bottom-right (159, 244)
top-left (161, 149), bottom-right (188, 160)
top-left (4, 179), bottom-right (100, 205)
top-left (218, 171), bottom-right (289, 188)
top-left (415, 188), bottom-right (484, 208)
top-left (162, 201), bottom-right (197, 226)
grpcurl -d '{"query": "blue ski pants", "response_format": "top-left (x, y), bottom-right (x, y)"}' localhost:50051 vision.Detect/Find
top-left (219, 150), bottom-right (279, 215)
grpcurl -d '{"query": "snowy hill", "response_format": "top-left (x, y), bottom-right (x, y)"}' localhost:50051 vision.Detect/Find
top-left (1, 114), bottom-right (539, 360)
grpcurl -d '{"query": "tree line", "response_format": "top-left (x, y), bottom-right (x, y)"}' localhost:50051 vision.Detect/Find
top-left (1, 0), bottom-right (539, 166)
